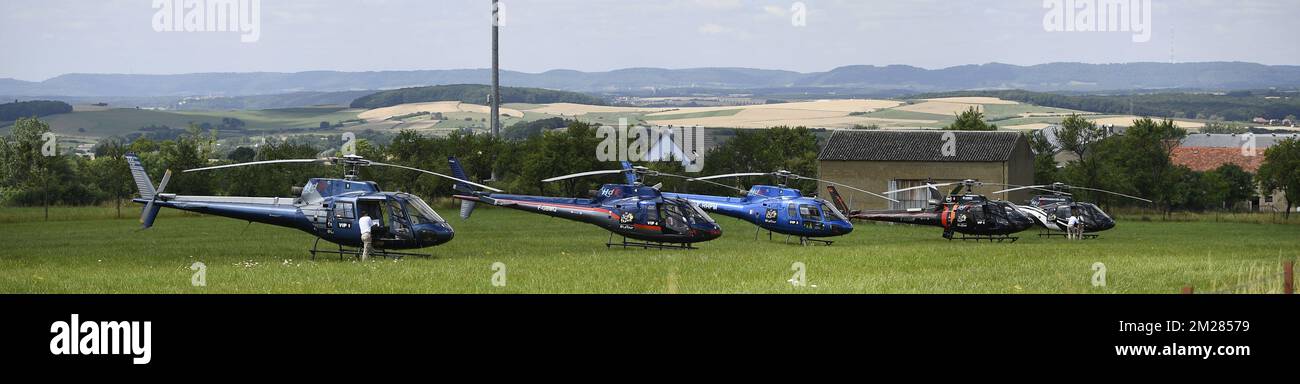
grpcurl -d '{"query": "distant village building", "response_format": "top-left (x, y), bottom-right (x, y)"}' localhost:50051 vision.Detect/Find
top-left (1170, 133), bottom-right (1300, 212)
top-left (817, 130), bottom-right (1034, 210)
top-left (73, 143), bottom-right (96, 160)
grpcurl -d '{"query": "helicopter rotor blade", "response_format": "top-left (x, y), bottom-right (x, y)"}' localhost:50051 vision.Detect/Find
top-left (881, 182), bottom-right (958, 195)
top-left (653, 172), bottom-right (748, 193)
top-left (1066, 186), bottom-right (1153, 203)
top-left (990, 185), bottom-right (1072, 196)
top-left (541, 169), bottom-right (627, 183)
top-left (687, 172), bottom-right (770, 181)
top-left (183, 158), bottom-right (330, 173)
top-left (368, 162), bottom-right (503, 192)
top-left (790, 176), bottom-right (899, 203)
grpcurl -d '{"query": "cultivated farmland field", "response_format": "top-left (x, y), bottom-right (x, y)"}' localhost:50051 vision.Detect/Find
top-left (1, 206), bottom-right (1296, 294)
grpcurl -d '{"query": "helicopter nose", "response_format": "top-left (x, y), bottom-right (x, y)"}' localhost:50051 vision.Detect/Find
top-left (418, 226), bottom-right (455, 246)
top-left (696, 224), bottom-right (723, 241)
top-left (830, 221), bottom-right (854, 235)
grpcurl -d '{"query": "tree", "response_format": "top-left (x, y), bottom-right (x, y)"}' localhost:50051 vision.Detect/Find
top-left (1057, 114), bottom-right (1102, 159)
top-left (944, 107), bottom-right (997, 131)
top-left (1028, 129), bottom-right (1059, 184)
top-left (1258, 138), bottom-right (1300, 218)
top-left (88, 140), bottom-right (133, 218)
top-left (0, 118), bottom-right (63, 219)
top-left (1211, 163), bottom-right (1255, 210)
top-left (227, 146), bottom-right (256, 162)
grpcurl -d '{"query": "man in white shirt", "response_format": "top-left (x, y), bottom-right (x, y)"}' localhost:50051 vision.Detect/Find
top-left (1066, 208), bottom-right (1082, 240)
top-left (358, 212), bottom-right (378, 261)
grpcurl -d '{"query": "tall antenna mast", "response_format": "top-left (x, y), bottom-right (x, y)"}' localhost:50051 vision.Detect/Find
top-left (490, 0), bottom-right (501, 181)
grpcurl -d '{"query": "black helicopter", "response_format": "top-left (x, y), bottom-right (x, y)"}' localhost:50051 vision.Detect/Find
top-left (449, 158), bottom-right (722, 249)
top-left (830, 179), bottom-right (1038, 242)
top-left (127, 153), bottom-right (496, 259)
top-left (992, 182), bottom-right (1152, 239)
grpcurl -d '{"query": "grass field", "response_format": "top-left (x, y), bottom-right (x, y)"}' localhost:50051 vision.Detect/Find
top-left (1, 206), bottom-right (1296, 294)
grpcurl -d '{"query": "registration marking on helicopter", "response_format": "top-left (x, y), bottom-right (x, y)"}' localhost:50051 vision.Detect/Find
top-left (491, 198), bottom-right (618, 219)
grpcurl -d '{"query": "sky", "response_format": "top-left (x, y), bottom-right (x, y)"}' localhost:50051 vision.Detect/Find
top-left (1, 0), bottom-right (1298, 81)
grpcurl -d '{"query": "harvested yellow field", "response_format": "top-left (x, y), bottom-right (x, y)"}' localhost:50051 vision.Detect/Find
top-left (358, 101), bottom-right (523, 121)
top-left (895, 100), bottom-right (983, 116)
top-left (642, 99), bottom-right (908, 128)
top-left (646, 110), bottom-right (933, 129)
top-left (1088, 116), bottom-right (1204, 129)
top-left (645, 99), bottom-right (901, 117)
top-left (923, 97), bottom-right (1019, 105)
top-left (1002, 123), bottom-right (1054, 130)
top-left (525, 103), bottom-right (669, 116)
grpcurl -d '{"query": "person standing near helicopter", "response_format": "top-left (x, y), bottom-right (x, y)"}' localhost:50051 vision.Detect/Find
top-left (358, 211), bottom-right (379, 260)
top-left (1066, 207), bottom-right (1082, 240)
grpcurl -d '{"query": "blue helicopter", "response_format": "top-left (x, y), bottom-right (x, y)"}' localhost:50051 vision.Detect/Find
top-left (639, 166), bottom-right (898, 245)
top-left (449, 157), bottom-right (722, 249)
top-left (126, 153), bottom-right (498, 259)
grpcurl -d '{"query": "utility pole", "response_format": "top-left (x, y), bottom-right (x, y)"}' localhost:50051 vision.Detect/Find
top-left (489, 0), bottom-right (501, 181)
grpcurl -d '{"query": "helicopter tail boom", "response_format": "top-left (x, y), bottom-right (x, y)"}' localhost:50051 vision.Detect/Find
top-left (126, 153), bottom-right (172, 229)
top-left (447, 157), bottom-right (476, 194)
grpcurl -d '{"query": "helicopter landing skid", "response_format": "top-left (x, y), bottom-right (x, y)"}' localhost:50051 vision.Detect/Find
top-left (308, 237), bottom-right (430, 260)
top-left (1038, 231), bottom-right (1099, 240)
top-left (784, 234), bottom-right (833, 246)
top-left (947, 234), bottom-right (1019, 243)
top-left (606, 234), bottom-right (697, 250)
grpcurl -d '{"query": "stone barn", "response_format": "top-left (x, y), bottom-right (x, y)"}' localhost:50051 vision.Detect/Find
top-left (817, 130), bottom-right (1035, 211)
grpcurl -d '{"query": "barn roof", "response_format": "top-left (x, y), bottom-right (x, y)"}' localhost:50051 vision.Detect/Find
top-left (818, 130), bottom-right (1024, 162)
top-left (1170, 147), bottom-right (1266, 173)
top-left (1180, 133), bottom-right (1300, 148)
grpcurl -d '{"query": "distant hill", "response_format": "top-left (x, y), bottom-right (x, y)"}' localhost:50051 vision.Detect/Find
top-left (3, 62), bottom-right (1299, 97)
top-left (0, 100), bottom-right (73, 121)
top-left (349, 84), bottom-right (606, 109)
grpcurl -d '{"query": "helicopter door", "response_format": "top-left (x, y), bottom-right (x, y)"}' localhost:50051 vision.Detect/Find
top-left (798, 204), bottom-right (824, 230)
top-left (386, 200), bottom-right (410, 240)
top-left (332, 202), bottom-right (356, 230)
top-left (785, 203), bottom-right (800, 226)
top-left (659, 203), bottom-right (689, 235)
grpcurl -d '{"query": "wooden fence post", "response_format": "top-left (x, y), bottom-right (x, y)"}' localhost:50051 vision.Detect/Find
top-left (1284, 261), bottom-right (1295, 295)
top-left (1181, 285), bottom-right (1194, 294)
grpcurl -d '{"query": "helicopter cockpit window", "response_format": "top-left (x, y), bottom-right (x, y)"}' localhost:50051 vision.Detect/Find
top-left (1075, 205), bottom-right (1096, 221)
top-left (333, 202), bottom-right (355, 220)
top-left (1056, 206), bottom-right (1072, 218)
top-left (820, 199), bottom-right (848, 221)
top-left (683, 200), bottom-right (715, 224)
top-left (660, 203), bottom-right (689, 233)
top-left (403, 196), bottom-right (445, 225)
top-left (799, 205), bottom-right (822, 221)
top-left (301, 180), bottom-right (324, 202)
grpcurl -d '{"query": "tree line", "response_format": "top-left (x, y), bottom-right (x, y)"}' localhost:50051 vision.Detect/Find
top-left (0, 100), bottom-right (73, 122)
top-left (1029, 115), bottom-right (1300, 217)
top-left (916, 90), bottom-right (1300, 123)
top-left (0, 116), bottom-right (822, 217)
top-left (349, 84), bottom-right (607, 109)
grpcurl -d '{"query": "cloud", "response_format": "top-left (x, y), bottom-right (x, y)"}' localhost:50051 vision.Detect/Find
top-left (698, 23), bottom-right (729, 34)
top-left (692, 0), bottom-right (742, 9)
top-left (762, 5), bottom-right (787, 17)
